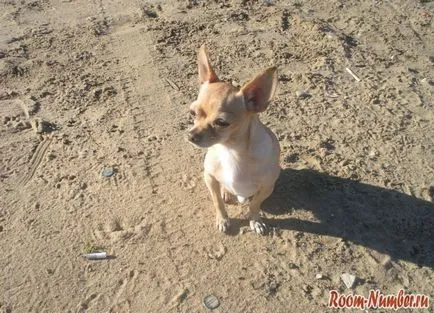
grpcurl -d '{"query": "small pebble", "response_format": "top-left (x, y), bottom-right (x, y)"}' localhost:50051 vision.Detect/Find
top-left (147, 135), bottom-right (157, 141)
top-left (296, 90), bottom-right (311, 99)
top-left (381, 256), bottom-right (393, 270)
top-left (340, 273), bottom-right (356, 289)
top-left (46, 151), bottom-right (56, 160)
top-left (288, 262), bottom-right (299, 269)
top-left (315, 273), bottom-right (323, 279)
top-left (93, 88), bottom-right (102, 99)
top-left (24, 97), bottom-right (39, 116)
top-left (102, 167), bottom-right (114, 177)
top-left (368, 150), bottom-right (378, 158)
top-left (31, 118), bottom-right (55, 134)
top-left (203, 294), bottom-right (220, 310)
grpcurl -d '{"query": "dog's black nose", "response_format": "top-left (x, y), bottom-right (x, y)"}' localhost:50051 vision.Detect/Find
top-left (188, 132), bottom-right (202, 143)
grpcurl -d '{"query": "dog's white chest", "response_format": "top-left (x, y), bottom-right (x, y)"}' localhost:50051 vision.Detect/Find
top-left (217, 147), bottom-right (258, 198)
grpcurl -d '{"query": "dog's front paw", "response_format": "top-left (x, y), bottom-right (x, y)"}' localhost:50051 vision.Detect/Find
top-left (250, 220), bottom-right (267, 235)
top-left (216, 216), bottom-right (230, 233)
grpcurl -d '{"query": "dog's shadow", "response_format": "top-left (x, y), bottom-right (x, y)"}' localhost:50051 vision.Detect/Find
top-left (259, 168), bottom-right (434, 268)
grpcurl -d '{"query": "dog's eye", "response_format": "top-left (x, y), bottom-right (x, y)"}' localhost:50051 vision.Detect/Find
top-left (214, 118), bottom-right (229, 127)
top-left (189, 110), bottom-right (196, 117)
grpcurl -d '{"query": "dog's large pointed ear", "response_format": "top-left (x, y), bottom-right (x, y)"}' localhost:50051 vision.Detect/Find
top-left (198, 44), bottom-right (219, 84)
top-left (241, 67), bottom-right (278, 112)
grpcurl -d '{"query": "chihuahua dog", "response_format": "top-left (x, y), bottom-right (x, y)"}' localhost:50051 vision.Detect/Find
top-left (188, 45), bottom-right (280, 235)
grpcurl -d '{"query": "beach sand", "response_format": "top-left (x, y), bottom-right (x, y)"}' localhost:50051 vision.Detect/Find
top-left (0, 0), bottom-right (433, 312)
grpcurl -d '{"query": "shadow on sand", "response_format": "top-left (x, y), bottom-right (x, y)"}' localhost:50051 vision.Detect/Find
top-left (261, 168), bottom-right (434, 268)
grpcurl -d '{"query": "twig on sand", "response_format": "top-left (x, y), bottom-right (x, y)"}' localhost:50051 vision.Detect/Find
top-left (345, 67), bottom-right (361, 82)
top-left (165, 78), bottom-right (180, 91)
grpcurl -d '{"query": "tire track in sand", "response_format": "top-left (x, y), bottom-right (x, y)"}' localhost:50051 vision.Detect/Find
top-left (75, 5), bottom-right (182, 310)
top-left (109, 25), bottom-right (174, 195)
top-left (18, 137), bottom-right (52, 186)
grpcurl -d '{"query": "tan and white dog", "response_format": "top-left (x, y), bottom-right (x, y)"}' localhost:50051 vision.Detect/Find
top-left (188, 45), bottom-right (280, 235)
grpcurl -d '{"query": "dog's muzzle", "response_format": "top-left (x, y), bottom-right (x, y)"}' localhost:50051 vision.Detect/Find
top-left (188, 131), bottom-right (203, 144)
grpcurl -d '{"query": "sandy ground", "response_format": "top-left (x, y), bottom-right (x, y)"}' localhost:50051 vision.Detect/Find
top-left (1, 0), bottom-right (433, 312)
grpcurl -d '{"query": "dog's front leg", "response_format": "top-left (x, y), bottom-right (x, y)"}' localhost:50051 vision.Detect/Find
top-left (248, 186), bottom-right (274, 235)
top-left (204, 172), bottom-right (230, 233)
